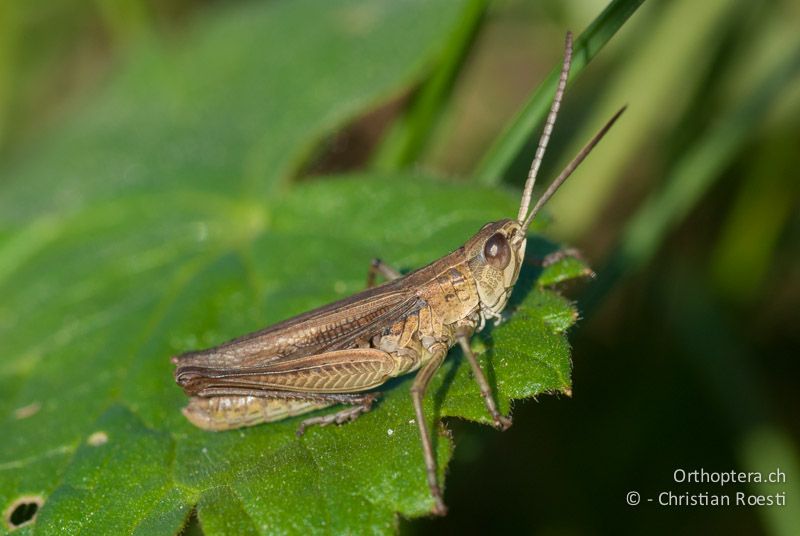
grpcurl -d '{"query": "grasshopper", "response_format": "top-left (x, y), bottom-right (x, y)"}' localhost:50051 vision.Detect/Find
top-left (173, 32), bottom-right (623, 515)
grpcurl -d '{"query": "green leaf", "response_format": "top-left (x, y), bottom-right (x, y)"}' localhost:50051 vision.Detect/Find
top-left (1, 175), bottom-right (579, 534)
top-left (0, 1), bottom-right (584, 533)
top-left (0, 0), bottom-right (468, 224)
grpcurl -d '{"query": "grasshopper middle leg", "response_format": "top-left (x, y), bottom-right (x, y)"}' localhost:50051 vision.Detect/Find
top-left (410, 344), bottom-right (449, 516)
top-left (366, 258), bottom-right (402, 288)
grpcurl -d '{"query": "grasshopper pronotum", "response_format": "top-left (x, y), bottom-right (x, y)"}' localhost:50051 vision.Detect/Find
top-left (173, 31), bottom-right (624, 515)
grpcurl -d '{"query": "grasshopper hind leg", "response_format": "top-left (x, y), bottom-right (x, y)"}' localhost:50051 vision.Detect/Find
top-left (296, 392), bottom-right (378, 436)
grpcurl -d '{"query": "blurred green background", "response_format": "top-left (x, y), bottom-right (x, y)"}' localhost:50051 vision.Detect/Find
top-left (1, 0), bottom-right (798, 534)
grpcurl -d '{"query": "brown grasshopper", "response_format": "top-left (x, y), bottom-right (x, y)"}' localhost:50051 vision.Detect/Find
top-left (173, 32), bottom-right (623, 515)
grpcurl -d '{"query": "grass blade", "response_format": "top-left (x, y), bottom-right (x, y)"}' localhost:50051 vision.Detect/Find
top-left (371, 0), bottom-right (489, 171)
top-left (582, 44), bottom-right (800, 314)
top-left (473, 0), bottom-right (644, 185)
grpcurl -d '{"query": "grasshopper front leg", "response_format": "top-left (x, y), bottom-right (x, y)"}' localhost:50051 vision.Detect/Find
top-left (456, 328), bottom-right (512, 431)
top-left (541, 247), bottom-right (587, 268)
top-left (410, 344), bottom-right (449, 516)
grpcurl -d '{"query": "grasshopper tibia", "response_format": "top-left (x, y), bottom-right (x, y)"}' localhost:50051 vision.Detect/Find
top-left (457, 331), bottom-right (512, 431)
top-left (296, 392), bottom-right (379, 436)
top-left (366, 258), bottom-right (402, 288)
top-left (410, 344), bottom-right (449, 516)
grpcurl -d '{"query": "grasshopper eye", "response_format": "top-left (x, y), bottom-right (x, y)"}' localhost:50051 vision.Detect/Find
top-left (483, 233), bottom-right (511, 270)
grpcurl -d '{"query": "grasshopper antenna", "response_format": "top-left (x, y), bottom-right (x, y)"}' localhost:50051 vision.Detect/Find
top-left (517, 31), bottom-right (573, 224)
top-left (521, 105), bottom-right (627, 232)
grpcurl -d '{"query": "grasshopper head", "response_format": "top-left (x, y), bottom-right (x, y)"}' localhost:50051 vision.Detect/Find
top-left (463, 31), bottom-right (624, 325)
top-left (464, 219), bottom-right (526, 317)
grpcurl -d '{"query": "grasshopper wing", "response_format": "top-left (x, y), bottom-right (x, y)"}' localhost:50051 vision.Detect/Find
top-left (173, 280), bottom-right (423, 376)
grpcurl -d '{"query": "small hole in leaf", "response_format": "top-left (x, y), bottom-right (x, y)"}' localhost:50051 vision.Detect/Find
top-left (179, 508), bottom-right (203, 536)
top-left (5, 496), bottom-right (43, 530)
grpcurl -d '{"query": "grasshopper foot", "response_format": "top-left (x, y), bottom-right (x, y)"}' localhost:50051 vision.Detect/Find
top-left (542, 247), bottom-right (585, 267)
top-left (431, 496), bottom-right (448, 516)
top-left (493, 414), bottom-right (513, 431)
